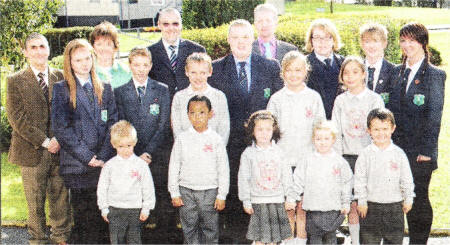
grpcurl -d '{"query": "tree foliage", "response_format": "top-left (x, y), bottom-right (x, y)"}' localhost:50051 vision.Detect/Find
top-left (0, 0), bottom-right (63, 69)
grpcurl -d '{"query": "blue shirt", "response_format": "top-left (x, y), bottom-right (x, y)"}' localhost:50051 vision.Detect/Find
top-left (234, 55), bottom-right (252, 91)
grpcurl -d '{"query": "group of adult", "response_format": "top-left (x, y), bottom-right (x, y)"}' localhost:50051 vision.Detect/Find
top-left (5, 3), bottom-right (445, 245)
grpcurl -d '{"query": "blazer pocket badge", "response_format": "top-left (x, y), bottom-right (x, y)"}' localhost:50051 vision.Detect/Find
top-left (413, 94), bottom-right (425, 106)
top-left (380, 92), bottom-right (389, 104)
top-left (101, 110), bottom-right (108, 122)
top-left (263, 88), bottom-right (271, 99)
top-left (149, 103), bottom-right (160, 115)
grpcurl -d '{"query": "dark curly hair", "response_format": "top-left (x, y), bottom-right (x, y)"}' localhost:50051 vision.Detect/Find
top-left (244, 110), bottom-right (281, 146)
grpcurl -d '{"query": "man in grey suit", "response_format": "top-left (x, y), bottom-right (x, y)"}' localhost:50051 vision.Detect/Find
top-left (252, 3), bottom-right (298, 62)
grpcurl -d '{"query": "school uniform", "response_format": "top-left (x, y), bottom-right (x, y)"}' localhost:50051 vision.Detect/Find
top-left (306, 52), bottom-right (345, 119)
top-left (365, 58), bottom-right (396, 106)
top-left (51, 78), bottom-right (118, 244)
top-left (389, 59), bottom-right (446, 244)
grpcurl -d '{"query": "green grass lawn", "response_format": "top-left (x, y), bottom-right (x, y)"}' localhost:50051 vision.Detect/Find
top-left (2, 0), bottom-right (449, 228)
top-left (118, 32), bottom-right (161, 52)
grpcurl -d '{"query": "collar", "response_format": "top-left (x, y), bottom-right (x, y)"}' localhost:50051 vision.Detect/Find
top-left (253, 140), bottom-right (276, 151)
top-left (314, 52), bottom-right (334, 64)
top-left (257, 37), bottom-right (276, 47)
top-left (368, 141), bottom-right (395, 152)
top-left (406, 57), bottom-right (425, 75)
top-left (284, 85), bottom-right (307, 95)
top-left (346, 87), bottom-right (369, 99)
top-left (313, 149), bottom-right (337, 157)
top-left (365, 57), bottom-right (383, 71)
top-left (76, 75), bottom-right (92, 87)
top-left (162, 38), bottom-right (180, 53)
top-left (188, 126), bottom-right (211, 135)
top-left (233, 54), bottom-right (252, 66)
top-left (133, 77), bottom-right (149, 89)
top-left (116, 153), bottom-right (137, 161)
top-left (30, 65), bottom-right (49, 80)
top-left (186, 84), bottom-right (212, 96)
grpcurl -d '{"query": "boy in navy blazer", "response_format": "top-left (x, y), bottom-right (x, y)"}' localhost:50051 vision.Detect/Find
top-left (148, 7), bottom-right (206, 98)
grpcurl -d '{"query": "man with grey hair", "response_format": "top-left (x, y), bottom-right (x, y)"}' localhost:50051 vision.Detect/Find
top-left (6, 32), bottom-right (72, 244)
top-left (252, 3), bottom-right (298, 62)
top-left (209, 19), bottom-right (283, 242)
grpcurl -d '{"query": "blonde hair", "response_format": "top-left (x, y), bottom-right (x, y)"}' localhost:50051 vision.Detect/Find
top-left (89, 21), bottom-right (119, 50)
top-left (128, 46), bottom-right (152, 64)
top-left (359, 22), bottom-right (388, 43)
top-left (305, 18), bottom-right (342, 53)
top-left (312, 119), bottom-right (338, 139)
top-left (185, 52), bottom-right (212, 73)
top-left (280, 50), bottom-right (310, 80)
top-left (228, 19), bottom-right (254, 37)
top-left (63, 39), bottom-right (103, 109)
top-left (110, 120), bottom-right (138, 148)
top-left (338, 56), bottom-right (366, 86)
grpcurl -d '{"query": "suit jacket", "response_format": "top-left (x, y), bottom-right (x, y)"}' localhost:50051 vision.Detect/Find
top-left (114, 79), bottom-right (170, 156)
top-left (306, 52), bottom-right (345, 119)
top-left (372, 58), bottom-right (395, 95)
top-left (209, 53), bottom-right (283, 150)
top-left (390, 61), bottom-right (446, 173)
top-left (6, 66), bottom-right (63, 167)
top-left (148, 38), bottom-right (206, 98)
top-left (51, 79), bottom-right (118, 188)
top-left (252, 39), bottom-right (298, 63)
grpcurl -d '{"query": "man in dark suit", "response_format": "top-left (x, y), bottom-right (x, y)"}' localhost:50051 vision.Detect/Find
top-left (114, 47), bottom-right (171, 231)
top-left (252, 3), bottom-right (297, 63)
top-left (209, 19), bottom-right (283, 242)
top-left (6, 33), bottom-right (71, 244)
top-left (148, 7), bottom-right (206, 99)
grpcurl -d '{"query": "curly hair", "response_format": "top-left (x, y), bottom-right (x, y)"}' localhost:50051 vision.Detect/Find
top-left (244, 110), bottom-right (281, 146)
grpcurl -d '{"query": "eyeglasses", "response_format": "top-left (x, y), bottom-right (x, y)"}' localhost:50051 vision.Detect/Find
top-left (312, 36), bottom-right (333, 42)
top-left (162, 22), bottom-right (180, 27)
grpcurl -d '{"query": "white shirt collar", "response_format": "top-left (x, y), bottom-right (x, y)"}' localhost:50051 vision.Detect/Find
top-left (133, 77), bottom-right (149, 90)
top-left (405, 57), bottom-right (425, 91)
top-left (76, 75), bottom-right (91, 87)
top-left (315, 52), bottom-right (334, 65)
top-left (346, 87), bottom-right (369, 99)
top-left (313, 149), bottom-right (337, 157)
top-left (116, 153), bottom-right (137, 161)
top-left (253, 140), bottom-right (276, 151)
top-left (162, 38), bottom-right (180, 56)
top-left (284, 84), bottom-right (307, 95)
top-left (30, 65), bottom-right (49, 85)
top-left (365, 57), bottom-right (383, 71)
top-left (188, 126), bottom-right (211, 135)
top-left (186, 84), bottom-right (212, 96)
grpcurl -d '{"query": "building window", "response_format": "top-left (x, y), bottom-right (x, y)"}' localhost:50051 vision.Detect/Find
top-left (129, 0), bottom-right (138, 3)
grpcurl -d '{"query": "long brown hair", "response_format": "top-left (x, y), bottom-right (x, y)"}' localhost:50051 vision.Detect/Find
top-left (398, 22), bottom-right (429, 81)
top-left (63, 39), bottom-right (104, 108)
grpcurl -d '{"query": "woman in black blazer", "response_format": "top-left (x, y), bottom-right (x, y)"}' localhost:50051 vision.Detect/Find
top-left (390, 23), bottom-right (446, 244)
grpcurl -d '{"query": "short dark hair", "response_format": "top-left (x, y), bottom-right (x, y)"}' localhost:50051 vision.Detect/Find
top-left (244, 110), bottom-right (281, 146)
top-left (367, 108), bottom-right (395, 129)
top-left (187, 95), bottom-right (212, 113)
top-left (24, 32), bottom-right (48, 49)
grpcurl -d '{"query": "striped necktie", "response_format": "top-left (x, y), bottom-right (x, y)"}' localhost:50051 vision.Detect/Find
top-left (169, 45), bottom-right (177, 70)
top-left (38, 72), bottom-right (49, 100)
top-left (137, 86), bottom-right (145, 103)
top-left (238, 62), bottom-right (248, 93)
top-left (367, 67), bottom-right (375, 90)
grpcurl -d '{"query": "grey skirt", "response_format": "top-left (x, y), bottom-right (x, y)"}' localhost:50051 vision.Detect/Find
top-left (246, 203), bottom-right (292, 243)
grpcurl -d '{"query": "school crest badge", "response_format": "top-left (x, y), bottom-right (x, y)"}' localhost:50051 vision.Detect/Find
top-left (263, 88), bottom-right (271, 99)
top-left (380, 92), bottom-right (389, 104)
top-left (413, 94), bottom-right (425, 106)
top-left (149, 103), bottom-right (160, 115)
top-left (101, 110), bottom-right (108, 122)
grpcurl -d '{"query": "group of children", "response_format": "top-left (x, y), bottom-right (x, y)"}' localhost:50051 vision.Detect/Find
top-left (96, 20), bottom-right (418, 245)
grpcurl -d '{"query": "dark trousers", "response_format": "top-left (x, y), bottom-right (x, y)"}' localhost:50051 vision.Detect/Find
top-left (407, 171), bottom-right (433, 244)
top-left (70, 187), bottom-right (109, 244)
top-left (360, 202), bottom-right (404, 244)
top-left (108, 207), bottom-right (142, 244)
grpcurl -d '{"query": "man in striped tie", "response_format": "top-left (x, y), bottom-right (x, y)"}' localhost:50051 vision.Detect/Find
top-left (5, 33), bottom-right (72, 245)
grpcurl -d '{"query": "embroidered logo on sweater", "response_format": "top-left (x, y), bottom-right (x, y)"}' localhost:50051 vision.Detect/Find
top-left (332, 166), bottom-right (341, 176)
top-left (390, 161), bottom-right (399, 171)
top-left (130, 170), bottom-right (141, 180)
top-left (203, 144), bottom-right (213, 152)
top-left (256, 160), bottom-right (280, 190)
top-left (344, 109), bottom-right (367, 138)
top-left (305, 107), bottom-right (313, 118)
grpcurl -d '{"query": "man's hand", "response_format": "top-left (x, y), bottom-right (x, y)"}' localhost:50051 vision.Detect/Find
top-left (140, 153), bottom-right (152, 164)
top-left (102, 215), bottom-right (109, 223)
top-left (140, 213), bottom-right (149, 221)
top-left (47, 137), bottom-right (60, 154)
top-left (417, 154), bottom-right (431, 162)
top-left (214, 199), bottom-right (225, 211)
top-left (357, 205), bottom-right (368, 218)
top-left (171, 197), bottom-right (184, 207)
top-left (88, 156), bottom-right (104, 168)
top-left (403, 203), bottom-right (412, 214)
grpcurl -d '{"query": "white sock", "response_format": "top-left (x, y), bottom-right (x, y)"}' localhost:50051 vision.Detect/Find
top-left (296, 237), bottom-right (307, 245)
top-left (349, 223), bottom-right (360, 245)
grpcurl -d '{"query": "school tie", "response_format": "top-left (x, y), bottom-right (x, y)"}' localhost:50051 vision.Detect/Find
top-left (83, 82), bottom-right (94, 104)
top-left (402, 68), bottom-right (412, 94)
top-left (367, 67), bottom-right (375, 91)
top-left (169, 45), bottom-right (177, 71)
top-left (238, 62), bottom-right (248, 93)
top-left (137, 86), bottom-right (145, 103)
top-left (324, 58), bottom-right (331, 69)
top-left (37, 72), bottom-right (49, 101)
top-left (263, 42), bottom-right (272, 59)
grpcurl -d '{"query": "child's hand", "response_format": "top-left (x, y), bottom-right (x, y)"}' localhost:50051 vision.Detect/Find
top-left (357, 205), bottom-right (368, 218)
top-left (140, 153), bottom-right (152, 164)
top-left (417, 154), bottom-right (431, 162)
top-left (171, 197), bottom-right (184, 207)
top-left (139, 213), bottom-right (149, 221)
top-left (340, 208), bottom-right (349, 215)
top-left (214, 199), bottom-right (226, 211)
top-left (102, 215), bottom-right (109, 223)
top-left (402, 203), bottom-right (412, 214)
top-left (244, 207), bottom-right (254, 215)
top-left (285, 202), bottom-right (296, 211)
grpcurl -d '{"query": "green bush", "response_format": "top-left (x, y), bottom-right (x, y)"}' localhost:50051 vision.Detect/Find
top-left (44, 26), bottom-right (94, 59)
top-left (182, 0), bottom-right (264, 29)
top-left (49, 55), bottom-right (64, 70)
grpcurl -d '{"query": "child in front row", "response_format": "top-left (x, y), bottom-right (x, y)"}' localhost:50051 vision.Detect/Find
top-left (168, 95), bottom-right (229, 244)
top-left (97, 120), bottom-right (155, 244)
top-left (267, 50), bottom-right (325, 244)
top-left (331, 56), bottom-right (385, 244)
top-left (354, 108), bottom-right (414, 244)
top-left (238, 110), bottom-right (296, 245)
top-left (292, 120), bottom-right (352, 244)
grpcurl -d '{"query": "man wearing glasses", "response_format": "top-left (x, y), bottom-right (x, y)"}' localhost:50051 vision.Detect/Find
top-left (148, 7), bottom-right (206, 98)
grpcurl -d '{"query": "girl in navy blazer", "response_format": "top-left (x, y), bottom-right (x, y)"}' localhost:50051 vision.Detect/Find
top-left (389, 23), bottom-right (446, 245)
top-left (52, 39), bottom-right (118, 244)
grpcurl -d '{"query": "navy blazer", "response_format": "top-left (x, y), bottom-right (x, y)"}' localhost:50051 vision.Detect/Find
top-left (148, 38), bottom-right (206, 98)
top-left (306, 52), bottom-right (345, 119)
top-left (114, 79), bottom-right (170, 156)
top-left (252, 39), bottom-right (298, 63)
top-left (372, 58), bottom-right (395, 95)
top-left (209, 54), bottom-right (283, 149)
top-left (390, 61), bottom-right (446, 173)
top-left (51, 80), bottom-right (118, 188)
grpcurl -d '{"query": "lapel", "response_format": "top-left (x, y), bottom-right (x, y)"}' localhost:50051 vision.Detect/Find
top-left (48, 67), bottom-right (61, 102)
top-left (252, 41), bottom-right (262, 56)
top-left (76, 78), bottom-right (97, 122)
top-left (124, 80), bottom-right (141, 105)
top-left (375, 59), bottom-right (389, 92)
top-left (155, 39), bottom-right (174, 73)
top-left (177, 39), bottom-right (188, 67)
top-left (142, 79), bottom-right (157, 108)
top-left (227, 55), bottom-right (240, 88)
top-left (275, 40), bottom-right (284, 61)
top-left (24, 66), bottom-right (48, 104)
top-left (406, 61), bottom-right (426, 97)
top-left (309, 53), bottom-right (326, 95)
top-left (250, 54), bottom-right (259, 93)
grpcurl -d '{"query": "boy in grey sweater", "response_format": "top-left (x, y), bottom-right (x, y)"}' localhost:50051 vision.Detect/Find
top-left (355, 108), bottom-right (414, 244)
top-left (168, 95), bottom-right (229, 244)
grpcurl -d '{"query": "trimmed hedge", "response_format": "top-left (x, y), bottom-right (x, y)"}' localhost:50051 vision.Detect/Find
top-left (43, 26), bottom-right (94, 59)
top-left (182, 0), bottom-right (264, 29)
